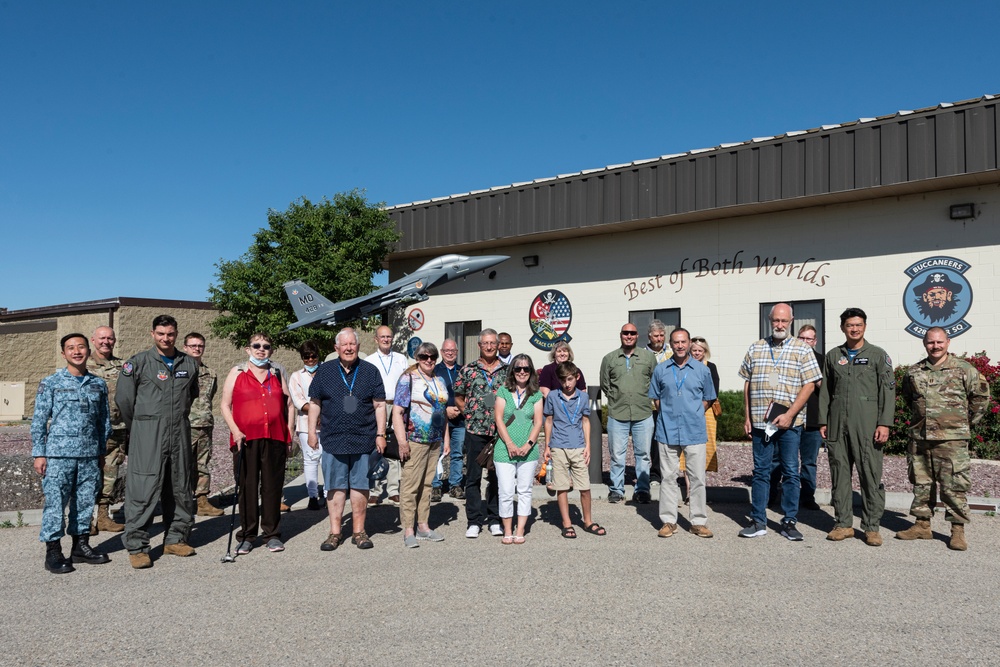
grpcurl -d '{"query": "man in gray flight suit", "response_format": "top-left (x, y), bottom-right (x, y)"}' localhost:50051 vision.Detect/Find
top-left (818, 308), bottom-right (895, 547)
top-left (116, 314), bottom-right (200, 569)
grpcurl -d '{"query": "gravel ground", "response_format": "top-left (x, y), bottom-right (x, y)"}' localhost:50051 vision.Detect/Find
top-left (5, 421), bottom-right (1000, 512)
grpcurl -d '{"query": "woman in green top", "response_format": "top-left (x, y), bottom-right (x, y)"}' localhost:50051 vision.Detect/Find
top-left (493, 354), bottom-right (544, 544)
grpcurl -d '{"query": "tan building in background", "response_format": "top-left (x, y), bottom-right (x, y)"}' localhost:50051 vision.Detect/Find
top-left (0, 297), bottom-right (306, 419)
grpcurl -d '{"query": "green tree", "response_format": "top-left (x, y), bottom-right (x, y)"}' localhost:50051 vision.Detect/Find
top-left (208, 190), bottom-right (400, 351)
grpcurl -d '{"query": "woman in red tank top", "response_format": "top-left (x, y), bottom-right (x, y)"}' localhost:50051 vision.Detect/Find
top-left (221, 333), bottom-right (292, 554)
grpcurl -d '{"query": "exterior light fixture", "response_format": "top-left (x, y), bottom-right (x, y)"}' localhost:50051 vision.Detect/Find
top-left (522, 255), bottom-right (539, 268)
top-left (950, 203), bottom-right (975, 220)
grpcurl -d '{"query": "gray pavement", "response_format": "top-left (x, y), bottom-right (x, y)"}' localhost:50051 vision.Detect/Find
top-left (3, 477), bottom-right (1000, 666)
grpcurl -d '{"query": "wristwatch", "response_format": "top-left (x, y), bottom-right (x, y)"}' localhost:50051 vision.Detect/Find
top-left (376, 433), bottom-right (386, 438)
top-left (527, 439), bottom-right (535, 447)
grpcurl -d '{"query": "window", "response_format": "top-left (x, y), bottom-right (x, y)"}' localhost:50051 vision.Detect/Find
top-left (444, 320), bottom-right (481, 366)
top-left (629, 308), bottom-right (681, 349)
top-left (759, 300), bottom-right (825, 351)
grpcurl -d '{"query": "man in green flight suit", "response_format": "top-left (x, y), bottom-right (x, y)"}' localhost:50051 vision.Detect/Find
top-left (818, 308), bottom-right (895, 547)
top-left (115, 314), bottom-right (200, 569)
top-left (897, 326), bottom-right (991, 550)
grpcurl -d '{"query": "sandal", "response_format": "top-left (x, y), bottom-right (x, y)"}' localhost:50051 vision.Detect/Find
top-left (561, 526), bottom-right (577, 539)
top-left (583, 523), bottom-right (607, 536)
top-left (513, 535), bottom-right (525, 544)
top-left (352, 531), bottom-right (374, 550)
top-left (501, 535), bottom-right (514, 545)
top-left (320, 533), bottom-right (343, 551)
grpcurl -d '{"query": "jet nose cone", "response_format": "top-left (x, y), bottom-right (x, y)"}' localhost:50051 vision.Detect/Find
top-left (462, 255), bottom-right (509, 272)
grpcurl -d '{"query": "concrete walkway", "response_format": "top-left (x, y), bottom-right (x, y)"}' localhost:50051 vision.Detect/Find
top-left (4, 474), bottom-right (1000, 666)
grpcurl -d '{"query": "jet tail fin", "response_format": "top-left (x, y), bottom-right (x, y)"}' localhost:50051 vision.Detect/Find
top-left (283, 280), bottom-right (334, 330)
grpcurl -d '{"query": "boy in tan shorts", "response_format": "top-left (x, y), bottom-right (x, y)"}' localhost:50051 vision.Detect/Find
top-left (543, 362), bottom-right (606, 538)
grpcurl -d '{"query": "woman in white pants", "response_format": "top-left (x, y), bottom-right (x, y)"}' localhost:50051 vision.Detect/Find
top-left (493, 354), bottom-right (544, 544)
top-left (288, 340), bottom-right (323, 510)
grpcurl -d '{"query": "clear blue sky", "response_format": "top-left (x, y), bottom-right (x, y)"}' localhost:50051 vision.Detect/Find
top-left (2, 1), bottom-right (997, 311)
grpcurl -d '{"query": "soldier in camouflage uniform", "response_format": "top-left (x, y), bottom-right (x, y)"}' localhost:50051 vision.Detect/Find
top-left (183, 333), bottom-right (224, 516)
top-left (898, 326), bottom-right (991, 550)
top-left (32, 333), bottom-right (112, 573)
top-left (87, 325), bottom-right (126, 534)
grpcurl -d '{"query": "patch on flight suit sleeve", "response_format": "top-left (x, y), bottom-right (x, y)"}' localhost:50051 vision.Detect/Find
top-left (122, 362), bottom-right (134, 376)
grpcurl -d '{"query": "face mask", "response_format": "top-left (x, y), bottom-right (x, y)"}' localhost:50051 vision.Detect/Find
top-left (248, 356), bottom-right (270, 368)
top-left (305, 364), bottom-right (319, 373)
top-left (771, 328), bottom-right (787, 341)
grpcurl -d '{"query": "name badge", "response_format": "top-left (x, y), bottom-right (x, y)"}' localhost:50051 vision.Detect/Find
top-left (854, 358), bottom-right (869, 365)
top-left (175, 370), bottom-right (190, 378)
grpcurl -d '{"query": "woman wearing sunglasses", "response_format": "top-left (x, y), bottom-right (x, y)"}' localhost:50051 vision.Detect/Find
top-left (220, 333), bottom-right (292, 554)
top-left (392, 342), bottom-right (451, 548)
top-left (493, 354), bottom-right (544, 544)
top-left (288, 340), bottom-right (324, 510)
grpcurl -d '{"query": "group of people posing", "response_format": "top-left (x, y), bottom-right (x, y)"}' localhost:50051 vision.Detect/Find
top-left (30, 305), bottom-right (991, 572)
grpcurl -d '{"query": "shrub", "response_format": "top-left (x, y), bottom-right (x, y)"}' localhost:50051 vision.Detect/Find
top-left (888, 352), bottom-right (1000, 460)
top-left (717, 390), bottom-right (750, 441)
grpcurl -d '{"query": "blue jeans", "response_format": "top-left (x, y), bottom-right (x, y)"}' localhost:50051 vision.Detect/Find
top-left (799, 428), bottom-right (822, 502)
top-left (751, 426), bottom-right (802, 524)
top-left (607, 416), bottom-right (654, 496)
top-left (432, 424), bottom-right (466, 490)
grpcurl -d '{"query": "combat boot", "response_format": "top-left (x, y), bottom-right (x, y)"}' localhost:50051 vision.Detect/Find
top-left (948, 523), bottom-right (967, 551)
top-left (196, 494), bottom-right (225, 517)
top-left (895, 518), bottom-right (932, 540)
top-left (45, 540), bottom-right (74, 574)
top-left (96, 504), bottom-right (124, 532)
top-left (71, 534), bottom-right (110, 565)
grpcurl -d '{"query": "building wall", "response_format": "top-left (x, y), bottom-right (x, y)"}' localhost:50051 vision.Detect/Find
top-left (389, 183), bottom-right (1000, 393)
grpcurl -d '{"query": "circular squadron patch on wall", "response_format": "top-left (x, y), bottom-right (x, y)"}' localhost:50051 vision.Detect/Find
top-left (528, 289), bottom-right (573, 351)
top-left (902, 256), bottom-right (973, 338)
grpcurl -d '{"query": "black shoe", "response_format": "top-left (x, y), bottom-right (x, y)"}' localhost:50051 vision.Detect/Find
top-left (608, 492), bottom-right (624, 504)
top-left (801, 498), bottom-right (822, 511)
top-left (430, 488), bottom-right (443, 503)
top-left (307, 497), bottom-right (322, 511)
top-left (45, 540), bottom-right (75, 574)
top-left (71, 534), bottom-right (110, 565)
top-left (633, 491), bottom-right (652, 504)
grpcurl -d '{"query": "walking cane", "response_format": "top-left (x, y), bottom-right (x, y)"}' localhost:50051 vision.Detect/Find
top-left (221, 442), bottom-right (245, 563)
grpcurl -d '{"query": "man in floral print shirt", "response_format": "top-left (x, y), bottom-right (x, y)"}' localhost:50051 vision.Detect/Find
top-left (454, 328), bottom-right (508, 538)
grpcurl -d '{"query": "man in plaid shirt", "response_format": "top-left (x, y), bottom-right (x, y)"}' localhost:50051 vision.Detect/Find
top-left (738, 303), bottom-right (822, 540)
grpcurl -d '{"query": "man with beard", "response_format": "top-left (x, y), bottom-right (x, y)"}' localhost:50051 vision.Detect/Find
top-left (738, 303), bottom-right (821, 540)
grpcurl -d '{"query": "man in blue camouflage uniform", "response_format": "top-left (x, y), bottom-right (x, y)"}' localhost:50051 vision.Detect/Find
top-left (897, 326), bottom-right (991, 550)
top-left (32, 333), bottom-right (112, 574)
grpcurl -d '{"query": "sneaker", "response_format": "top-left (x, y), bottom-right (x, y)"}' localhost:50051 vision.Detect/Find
top-left (236, 540), bottom-right (253, 555)
top-left (488, 523), bottom-right (503, 537)
top-left (465, 525), bottom-right (481, 539)
top-left (449, 487), bottom-right (466, 500)
top-left (266, 538), bottom-right (285, 552)
top-left (739, 521), bottom-right (767, 538)
top-left (633, 491), bottom-right (652, 504)
top-left (403, 534), bottom-right (419, 548)
top-left (780, 520), bottom-right (804, 541)
top-left (430, 488), bottom-right (443, 503)
top-left (608, 491), bottom-right (624, 504)
top-left (416, 528), bottom-right (445, 542)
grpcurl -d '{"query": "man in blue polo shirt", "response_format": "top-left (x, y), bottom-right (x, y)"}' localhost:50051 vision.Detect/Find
top-left (308, 327), bottom-right (386, 551)
top-left (648, 328), bottom-right (717, 539)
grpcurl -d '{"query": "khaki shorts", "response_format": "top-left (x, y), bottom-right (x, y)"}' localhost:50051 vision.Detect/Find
top-left (550, 447), bottom-right (590, 491)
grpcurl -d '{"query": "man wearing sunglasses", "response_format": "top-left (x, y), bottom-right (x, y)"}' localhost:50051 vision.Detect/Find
top-left (116, 314), bottom-right (201, 568)
top-left (600, 323), bottom-right (657, 504)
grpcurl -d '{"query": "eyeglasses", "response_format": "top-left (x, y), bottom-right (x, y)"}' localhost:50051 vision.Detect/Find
top-left (185, 344), bottom-right (205, 349)
top-left (416, 354), bottom-right (438, 361)
top-left (251, 343), bottom-right (272, 350)
top-left (620, 330), bottom-right (638, 336)
top-left (513, 367), bottom-right (531, 373)
top-left (301, 355), bottom-right (318, 361)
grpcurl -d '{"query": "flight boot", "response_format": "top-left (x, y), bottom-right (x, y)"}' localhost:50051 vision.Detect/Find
top-left (895, 518), bottom-right (932, 540)
top-left (45, 540), bottom-right (74, 574)
top-left (948, 524), bottom-right (967, 551)
top-left (71, 534), bottom-right (110, 565)
top-left (96, 504), bottom-right (124, 532)
top-left (196, 494), bottom-right (225, 517)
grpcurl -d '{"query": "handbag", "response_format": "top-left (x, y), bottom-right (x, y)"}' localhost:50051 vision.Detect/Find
top-left (711, 399), bottom-right (723, 417)
top-left (477, 414), bottom-right (516, 471)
